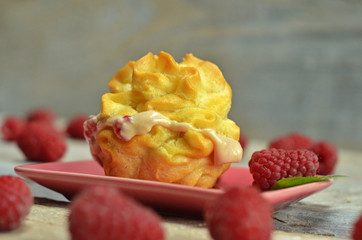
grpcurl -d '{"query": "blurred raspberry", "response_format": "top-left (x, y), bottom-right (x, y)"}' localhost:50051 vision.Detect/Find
top-left (26, 107), bottom-right (57, 124)
top-left (352, 212), bottom-right (362, 240)
top-left (69, 185), bottom-right (164, 240)
top-left (66, 114), bottom-right (88, 139)
top-left (310, 141), bottom-right (338, 175)
top-left (204, 186), bottom-right (272, 240)
top-left (0, 176), bottom-right (33, 231)
top-left (249, 148), bottom-right (319, 190)
top-left (1, 116), bottom-right (25, 141)
top-left (239, 132), bottom-right (248, 150)
top-left (268, 132), bottom-right (314, 150)
top-left (16, 122), bottom-right (67, 162)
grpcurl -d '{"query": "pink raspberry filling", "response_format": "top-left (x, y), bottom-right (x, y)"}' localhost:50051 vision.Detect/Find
top-left (112, 115), bottom-right (131, 141)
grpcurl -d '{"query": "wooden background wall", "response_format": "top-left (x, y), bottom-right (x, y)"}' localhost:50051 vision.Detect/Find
top-left (1, 0), bottom-right (361, 150)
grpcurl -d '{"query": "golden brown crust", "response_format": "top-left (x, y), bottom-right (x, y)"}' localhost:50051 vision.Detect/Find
top-left (94, 51), bottom-right (239, 188)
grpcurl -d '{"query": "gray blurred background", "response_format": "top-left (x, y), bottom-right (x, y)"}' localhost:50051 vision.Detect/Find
top-left (1, 0), bottom-right (361, 150)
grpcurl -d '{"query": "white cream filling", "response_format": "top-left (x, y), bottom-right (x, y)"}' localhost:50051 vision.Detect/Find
top-left (103, 111), bottom-right (243, 165)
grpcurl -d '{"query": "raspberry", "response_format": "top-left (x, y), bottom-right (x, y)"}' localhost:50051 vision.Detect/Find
top-left (239, 132), bottom-right (248, 150)
top-left (113, 115), bottom-right (132, 141)
top-left (268, 132), bottom-right (314, 150)
top-left (68, 185), bottom-right (164, 240)
top-left (352, 212), bottom-right (362, 240)
top-left (1, 116), bottom-right (25, 141)
top-left (310, 141), bottom-right (338, 175)
top-left (66, 114), bottom-right (88, 139)
top-left (204, 186), bottom-right (272, 240)
top-left (27, 107), bottom-right (57, 124)
top-left (83, 115), bottom-right (97, 141)
top-left (248, 148), bottom-right (319, 190)
top-left (0, 176), bottom-right (33, 231)
top-left (16, 122), bottom-right (67, 162)
top-left (268, 132), bottom-right (338, 176)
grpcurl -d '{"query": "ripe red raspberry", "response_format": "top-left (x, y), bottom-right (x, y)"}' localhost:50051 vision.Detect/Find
top-left (68, 185), bottom-right (164, 240)
top-left (0, 176), bottom-right (33, 231)
top-left (16, 122), bottom-right (67, 162)
top-left (268, 132), bottom-right (338, 175)
top-left (1, 116), bottom-right (25, 141)
top-left (239, 132), bottom-right (248, 150)
top-left (248, 148), bottom-right (319, 190)
top-left (268, 132), bottom-right (314, 150)
top-left (66, 114), bottom-right (88, 139)
top-left (204, 186), bottom-right (272, 240)
top-left (310, 141), bottom-right (338, 175)
top-left (27, 107), bottom-right (57, 124)
top-left (352, 212), bottom-right (362, 240)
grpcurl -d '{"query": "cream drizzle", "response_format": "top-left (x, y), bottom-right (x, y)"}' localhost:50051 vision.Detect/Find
top-left (105, 111), bottom-right (242, 165)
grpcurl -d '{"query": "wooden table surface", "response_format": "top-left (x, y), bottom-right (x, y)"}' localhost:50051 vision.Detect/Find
top-left (0, 133), bottom-right (361, 239)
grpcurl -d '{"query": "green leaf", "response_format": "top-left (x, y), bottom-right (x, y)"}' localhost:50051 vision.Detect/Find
top-left (270, 175), bottom-right (346, 190)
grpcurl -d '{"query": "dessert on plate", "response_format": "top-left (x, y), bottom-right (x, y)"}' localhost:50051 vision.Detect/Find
top-left (84, 51), bottom-right (242, 188)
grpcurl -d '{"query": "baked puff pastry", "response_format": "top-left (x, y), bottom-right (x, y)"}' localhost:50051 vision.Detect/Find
top-left (84, 51), bottom-right (242, 188)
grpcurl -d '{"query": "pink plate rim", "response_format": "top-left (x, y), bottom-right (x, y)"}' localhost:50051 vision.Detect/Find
top-left (14, 160), bottom-right (334, 216)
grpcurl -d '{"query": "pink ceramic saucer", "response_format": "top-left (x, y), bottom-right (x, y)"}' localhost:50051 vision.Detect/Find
top-left (15, 160), bottom-right (333, 216)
